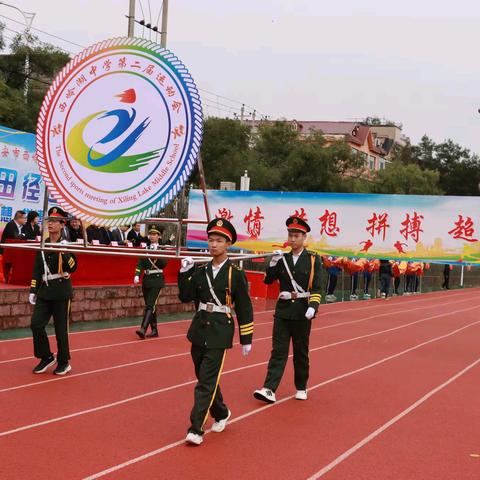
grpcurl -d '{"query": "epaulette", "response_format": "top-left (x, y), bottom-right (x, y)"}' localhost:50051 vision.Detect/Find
top-left (232, 263), bottom-right (243, 271)
top-left (307, 250), bottom-right (317, 256)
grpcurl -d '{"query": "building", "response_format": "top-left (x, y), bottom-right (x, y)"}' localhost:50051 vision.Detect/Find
top-left (292, 120), bottom-right (409, 172)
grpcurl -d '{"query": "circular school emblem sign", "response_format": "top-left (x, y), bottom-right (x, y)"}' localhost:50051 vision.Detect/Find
top-left (36, 37), bottom-right (202, 226)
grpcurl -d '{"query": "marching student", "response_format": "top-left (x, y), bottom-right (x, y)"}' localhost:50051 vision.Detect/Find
top-left (29, 207), bottom-right (77, 375)
top-left (178, 218), bottom-right (253, 445)
top-left (133, 224), bottom-right (168, 339)
top-left (254, 216), bottom-right (321, 403)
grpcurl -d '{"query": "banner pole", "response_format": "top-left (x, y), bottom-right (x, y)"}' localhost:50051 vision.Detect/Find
top-left (40, 186), bottom-right (49, 248)
top-left (460, 265), bottom-right (464, 287)
top-left (197, 153), bottom-right (211, 222)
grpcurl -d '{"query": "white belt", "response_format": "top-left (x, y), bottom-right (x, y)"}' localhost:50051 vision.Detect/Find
top-left (43, 273), bottom-right (70, 281)
top-left (198, 302), bottom-right (231, 314)
top-left (278, 291), bottom-right (310, 300)
top-left (145, 269), bottom-right (163, 275)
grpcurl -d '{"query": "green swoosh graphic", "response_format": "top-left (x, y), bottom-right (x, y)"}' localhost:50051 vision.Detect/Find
top-left (66, 111), bottom-right (164, 173)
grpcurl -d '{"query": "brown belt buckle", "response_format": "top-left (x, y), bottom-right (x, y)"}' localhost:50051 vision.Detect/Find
top-left (206, 303), bottom-right (214, 313)
top-left (291, 292), bottom-right (298, 300)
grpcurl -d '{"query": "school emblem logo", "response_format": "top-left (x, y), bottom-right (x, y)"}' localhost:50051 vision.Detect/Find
top-left (36, 37), bottom-right (203, 226)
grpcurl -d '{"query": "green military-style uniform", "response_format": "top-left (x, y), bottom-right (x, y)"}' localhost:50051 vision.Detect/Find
top-left (30, 238), bottom-right (77, 366)
top-left (134, 224), bottom-right (168, 339)
top-left (259, 216), bottom-right (322, 398)
top-left (178, 219), bottom-right (253, 438)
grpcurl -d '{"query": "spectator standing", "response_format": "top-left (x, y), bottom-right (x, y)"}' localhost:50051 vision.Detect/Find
top-left (379, 259), bottom-right (393, 299)
top-left (442, 264), bottom-right (452, 289)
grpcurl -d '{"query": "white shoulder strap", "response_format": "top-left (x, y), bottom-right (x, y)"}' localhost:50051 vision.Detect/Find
top-left (281, 256), bottom-right (306, 293)
top-left (205, 267), bottom-right (223, 307)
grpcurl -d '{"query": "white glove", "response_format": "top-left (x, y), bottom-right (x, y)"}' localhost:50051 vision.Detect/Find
top-left (29, 293), bottom-right (36, 305)
top-left (134, 276), bottom-right (140, 284)
top-left (242, 344), bottom-right (252, 356)
top-left (60, 239), bottom-right (69, 245)
top-left (169, 234), bottom-right (175, 242)
top-left (279, 291), bottom-right (291, 300)
top-left (180, 256), bottom-right (194, 272)
top-left (269, 249), bottom-right (284, 267)
top-left (305, 307), bottom-right (315, 320)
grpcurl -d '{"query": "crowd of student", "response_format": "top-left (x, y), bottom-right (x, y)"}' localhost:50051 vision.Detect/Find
top-left (323, 256), bottom-right (451, 301)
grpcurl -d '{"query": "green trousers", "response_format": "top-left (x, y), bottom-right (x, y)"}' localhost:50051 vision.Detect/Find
top-left (264, 316), bottom-right (312, 392)
top-left (189, 345), bottom-right (229, 435)
top-left (142, 284), bottom-right (162, 312)
top-left (31, 298), bottom-right (71, 364)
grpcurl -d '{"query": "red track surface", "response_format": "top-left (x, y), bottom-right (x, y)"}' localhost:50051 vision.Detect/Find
top-left (1, 289), bottom-right (479, 480)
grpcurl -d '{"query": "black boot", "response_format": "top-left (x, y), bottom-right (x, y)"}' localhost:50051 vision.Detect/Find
top-left (136, 310), bottom-right (153, 339)
top-left (145, 312), bottom-right (158, 338)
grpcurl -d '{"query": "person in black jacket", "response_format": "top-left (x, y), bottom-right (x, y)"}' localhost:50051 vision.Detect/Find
top-left (442, 264), bottom-right (451, 289)
top-left (67, 217), bottom-right (84, 243)
top-left (127, 222), bottom-right (147, 246)
top-left (1, 210), bottom-right (26, 243)
top-left (23, 211), bottom-right (41, 240)
top-left (379, 259), bottom-right (393, 299)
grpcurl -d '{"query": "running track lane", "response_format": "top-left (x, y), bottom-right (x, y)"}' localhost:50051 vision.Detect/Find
top-left (0, 291), bottom-right (472, 389)
top-left (1, 299), bottom-right (479, 479)
top-left (310, 357), bottom-right (480, 480)
top-left (0, 295), bottom-right (474, 432)
top-left (82, 314), bottom-right (480, 480)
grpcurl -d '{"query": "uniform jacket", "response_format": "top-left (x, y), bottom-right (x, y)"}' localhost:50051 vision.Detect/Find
top-left (178, 259), bottom-right (253, 349)
top-left (29, 239), bottom-right (77, 300)
top-left (135, 252), bottom-right (168, 289)
top-left (264, 250), bottom-right (322, 320)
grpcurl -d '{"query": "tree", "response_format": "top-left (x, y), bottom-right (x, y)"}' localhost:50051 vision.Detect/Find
top-left (199, 117), bottom-right (253, 188)
top-left (0, 31), bottom-right (69, 132)
top-left (373, 161), bottom-right (442, 195)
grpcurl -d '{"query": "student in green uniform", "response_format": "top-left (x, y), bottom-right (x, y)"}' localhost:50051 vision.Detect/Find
top-left (29, 207), bottom-right (77, 375)
top-left (178, 218), bottom-right (253, 446)
top-left (133, 224), bottom-right (168, 339)
top-left (254, 216), bottom-right (322, 403)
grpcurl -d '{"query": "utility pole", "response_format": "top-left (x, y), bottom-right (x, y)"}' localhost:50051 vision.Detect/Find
top-left (127, 0), bottom-right (136, 37)
top-left (160, 0), bottom-right (169, 47)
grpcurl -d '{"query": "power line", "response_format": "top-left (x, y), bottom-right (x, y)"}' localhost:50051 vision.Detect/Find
top-left (0, 14), bottom-right (271, 120)
top-left (1, 23), bottom-right (73, 54)
top-left (0, 13), bottom-right (85, 49)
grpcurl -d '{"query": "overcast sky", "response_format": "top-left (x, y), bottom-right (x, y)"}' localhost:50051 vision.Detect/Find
top-left (2, 0), bottom-right (480, 152)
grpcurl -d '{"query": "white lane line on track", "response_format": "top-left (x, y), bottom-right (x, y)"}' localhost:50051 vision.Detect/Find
top-left (0, 315), bottom-right (276, 365)
top-left (2, 303), bottom-right (479, 437)
top-left (0, 309), bottom-right (274, 343)
top-left (0, 300), bottom-right (479, 393)
top-left (305, 357), bottom-right (480, 479)
top-left (1, 287), bottom-right (472, 344)
top-left (1, 294), bottom-right (469, 365)
top-left (81, 318), bottom-right (480, 480)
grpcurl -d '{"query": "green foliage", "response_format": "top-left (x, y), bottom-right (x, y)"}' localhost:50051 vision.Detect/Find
top-left (394, 135), bottom-right (480, 196)
top-left (199, 118), bottom-right (368, 193)
top-left (0, 31), bottom-right (70, 132)
top-left (373, 161), bottom-right (442, 195)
